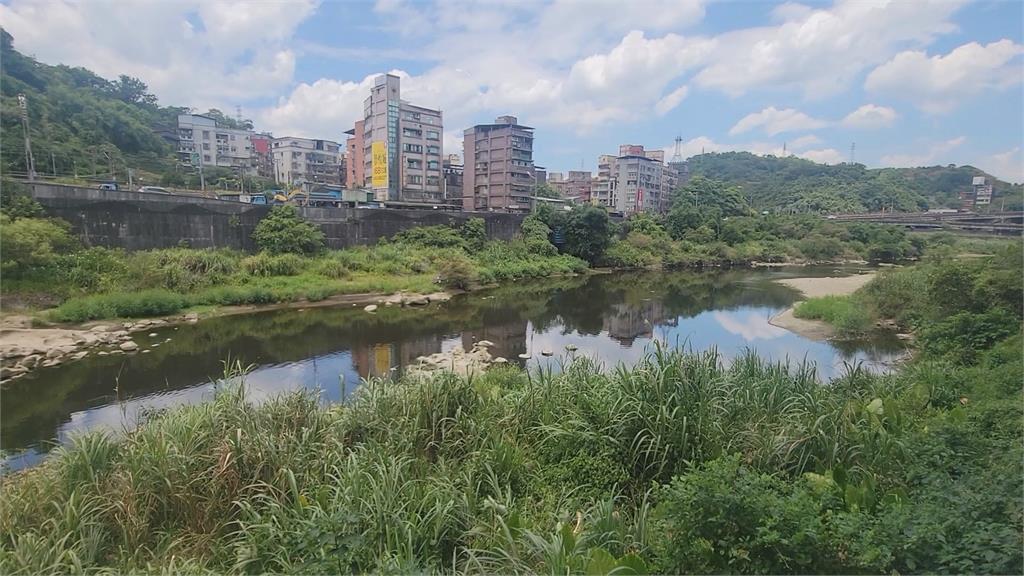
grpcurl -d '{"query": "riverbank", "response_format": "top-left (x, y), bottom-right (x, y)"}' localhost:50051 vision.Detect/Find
top-left (769, 272), bottom-right (876, 340)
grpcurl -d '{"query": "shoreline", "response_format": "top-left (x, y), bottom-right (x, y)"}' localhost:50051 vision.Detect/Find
top-left (768, 273), bottom-right (877, 341)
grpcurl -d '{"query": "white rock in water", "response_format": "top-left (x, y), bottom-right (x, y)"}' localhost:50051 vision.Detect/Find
top-left (119, 341), bottom-right (139, 352)
top-left (518, 353), bottom-right (531, 359)
top-left (142, 349), bottom-right (151, 354)
top-left (476, 340), bottom-right (495, 348)
top-left (148, 332), bottom-right (158, 337)
top-left (541, 349), bottom-right (553, 357)
top-left (364, 304), bottom-right (378, 313)
top-left (493, 357), bottom-right (508, 364)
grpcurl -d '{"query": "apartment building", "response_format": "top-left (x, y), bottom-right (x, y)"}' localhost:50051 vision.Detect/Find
top-left (344, 119), bottom-right (365, 189)
top-left (271, 137), bottom-right (344, 187)
top-left (595, 146), bottom-right (677, 214)
top-left (462, 115), bottom-right (536, 212)
top-left (360, 74), bottom-right (444, 203)
top-left (177, 114), bottom-right (255, 174)
top-left (550, 170), bottom-right (593, 203)
top-left (249, 134), bottom-right (275, 179)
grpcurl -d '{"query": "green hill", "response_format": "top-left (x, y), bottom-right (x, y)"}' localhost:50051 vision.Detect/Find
top-left (686, 151), bottom-right (1023, 213)
top-left (0, 29), bottom-right (188, 183)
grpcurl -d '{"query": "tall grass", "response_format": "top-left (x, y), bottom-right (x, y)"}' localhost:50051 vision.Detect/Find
top-left (0, 347), bottom-right (938, 573)
top-left (793, 295), bottom-right (873, 335)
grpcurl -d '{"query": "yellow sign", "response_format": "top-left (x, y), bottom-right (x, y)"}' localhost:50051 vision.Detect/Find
top-left (371, 141), bottom-right (388, 188)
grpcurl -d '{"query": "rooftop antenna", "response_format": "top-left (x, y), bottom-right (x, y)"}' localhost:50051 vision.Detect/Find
top-left (783, 142), bottom-right (787, 156)
top-left (850, 142), bottom-right (856, 164)
top-left (672, 134), bottom-right (683, 163)
top-left (235, 105), bottom-right (243, 124)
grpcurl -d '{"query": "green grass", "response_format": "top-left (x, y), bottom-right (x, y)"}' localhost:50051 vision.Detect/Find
top-left (1, 338), bottom-right (1020, 574)
top-left (793, 294), bottom-right (873, 335)
top-left (31, 239), bottom-right (582, 323)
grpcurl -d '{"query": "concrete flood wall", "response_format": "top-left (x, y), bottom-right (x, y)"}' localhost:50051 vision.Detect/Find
top-left (25, 183), bottom-right (525, 251)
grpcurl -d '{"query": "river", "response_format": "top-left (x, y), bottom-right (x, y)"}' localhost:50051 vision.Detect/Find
top-left (1, 267), bottom-right (906, 470)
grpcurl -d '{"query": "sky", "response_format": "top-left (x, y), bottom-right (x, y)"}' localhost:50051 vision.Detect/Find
top-left (1, 0), bottom-right (1022, 181)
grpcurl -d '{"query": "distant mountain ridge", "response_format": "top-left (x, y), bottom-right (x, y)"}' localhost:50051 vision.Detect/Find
top-left (685, 151), bottom-right (1022, 213)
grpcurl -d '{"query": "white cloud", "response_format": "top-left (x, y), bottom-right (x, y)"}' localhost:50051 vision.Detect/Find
top-left (655, 86), bottom-right (690, 116)
top-left (976, 147), bottom-right (1024, 184)
top-left (881, 136), bottom-right (967, 167)
top-left (866, 39), bottom-right (1024, 113)
top-left (729, 107), bottom-right (828, 136)
top-left (668, 135), bottom-right (843, 165)
top-left (694, 0), bottom-right (967, 98)
top-left (258, 75), bottom-right (379, 139)
top-left (0, 0), bottom-right (317, 110)
top-left (841, 104), bottom-right (898, 129)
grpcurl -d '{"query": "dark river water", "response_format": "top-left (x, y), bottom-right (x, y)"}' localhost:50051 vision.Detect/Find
top-left (1, 267), bottom-right (906, 470)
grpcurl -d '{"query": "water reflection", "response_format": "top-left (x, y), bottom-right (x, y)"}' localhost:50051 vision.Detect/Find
top-left (1, 267), bottom-right (904, 470)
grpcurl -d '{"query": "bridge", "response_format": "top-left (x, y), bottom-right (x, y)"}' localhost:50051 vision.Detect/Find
top-left (829, 211), bottom-right (1023, 236)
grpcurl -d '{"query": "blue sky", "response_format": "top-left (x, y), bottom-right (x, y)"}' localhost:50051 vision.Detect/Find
top-left (2, 0), bottom-right (1022, 181)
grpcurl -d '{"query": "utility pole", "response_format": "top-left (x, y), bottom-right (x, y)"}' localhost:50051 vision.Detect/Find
top-left (103, 151), bottom-right (113, 181)
top-left (17, 94), bottom-right (36, 180)
top-left (51, 151), bottom-right (56, 176)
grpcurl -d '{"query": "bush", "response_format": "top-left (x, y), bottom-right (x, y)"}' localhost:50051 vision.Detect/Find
top-left (653, 455), bottom-right (842, 574)
top-left (314, 258), bottom-right (350, 279)
top-left (0, 215), bottom-right (77, 277)
top-left (601, 238), bottom-right (657, 269)
top-left (154, 248), bottom-right (239, 291)
top-left (437, 254), bottom-right (477, 289)
top-left (252, 206), bottom-right (325, 254)
top-left (242, 253), bottom-right (305, 277)
top-left (50, 289), bottom-right (187, 322)
top-left (460, 217), bottom-right (486, 252)
top-left (393, 225), bottom-right (466, 250)
top-left (521, 215), bottom-right (556, 256)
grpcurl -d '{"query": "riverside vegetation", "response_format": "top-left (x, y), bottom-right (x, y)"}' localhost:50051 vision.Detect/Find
top-left (2, 181), bottom-right (1012, 325)
top-left (0, 243), bottom-right (1021, 574)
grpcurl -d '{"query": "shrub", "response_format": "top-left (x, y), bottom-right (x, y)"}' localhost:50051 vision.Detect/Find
top-left (602, 238), bottom-right (657, 269)
top-left (393, 225), bottom-right (466, 250)
top-left (252, 206), bottom-right (325, 254)
top-left (460, 217), bottom-right (487, 252)
top-left (0, 215), bottom-right (77, 277)
top-left (154, 248), bottom-right (240, 291)
top-left (437, 254), bottom-right (477, 289)
top-left (653, 455), bottom-right (842, 574)
top-left (56, 247), bottom-right (129, 291)
top-left (314, 258), bottom-right (350, 279)
top-left (562, 205), bottom-right (611, 264)
top-left (242, 253), bottom-right (304, 277)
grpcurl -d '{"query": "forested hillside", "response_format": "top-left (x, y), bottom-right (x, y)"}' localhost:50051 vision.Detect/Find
top-left (0, 29), bottom-right (187, 181)
top-left (687, 152), bottom-right (1023, 213)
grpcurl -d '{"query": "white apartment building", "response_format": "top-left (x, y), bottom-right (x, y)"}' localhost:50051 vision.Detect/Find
top-left (594, 146), bottom-right (678, 214)
top-left (271, 137), bottom-right (344, 187)
top-left (177, 114), bottom-right (255, 174)
top-left (362, 74), bottom-right (443, 203)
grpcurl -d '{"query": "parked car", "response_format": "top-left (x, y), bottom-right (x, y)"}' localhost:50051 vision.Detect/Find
top-left (138, 186), bottom-right (170, 195)
top-left (97, 182), bottom-right (118, 191)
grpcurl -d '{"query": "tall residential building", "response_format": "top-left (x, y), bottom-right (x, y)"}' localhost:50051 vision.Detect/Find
top-left (177, 114), bottom-right (255, 175)
top-left (961, 176), bottom-right (994, 210)
top-left (463, 115), bottom-right (536, 212)
top-left (361, 74), bottom-right (443, 203)
top-left (344, 119), bottom-right (365, 189)
top-left (597, 145), bottom-right (677, 214)
top-left (442, 154), bottom-right (464, 207)
top-left (271, 137), bottom-right (344, 187)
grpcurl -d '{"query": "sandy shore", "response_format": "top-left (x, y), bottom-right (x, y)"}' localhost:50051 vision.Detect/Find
top-left (769, 273), bottom-right (876, 341)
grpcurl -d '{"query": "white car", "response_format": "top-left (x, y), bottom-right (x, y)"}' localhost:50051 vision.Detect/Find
top-left (138, 186), bottom-right (170, 195)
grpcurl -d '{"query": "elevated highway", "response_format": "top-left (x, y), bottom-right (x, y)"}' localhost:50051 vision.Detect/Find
top-left (829, 211), bottom-right (1022, 236)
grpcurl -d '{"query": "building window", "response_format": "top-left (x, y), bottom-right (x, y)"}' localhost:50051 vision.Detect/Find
top-left (426, 130), bottom-right (440, 140)
top-left (427, 160), bottom-right (439, 170)
top-left (408, 175), bottom-right (423, 184)
top-left (403, 144), bottom-right (423, 153)
top-left (407, 159), bottom-right (423, 169)
top-left (203, 143), bottom-right (210, 150)
top-left (427, 176), bottom-right (440, 186)
top-left (203, 130), bottom-right (210, 139)
top-left (426, 145), bottom-right (440, 155)
top-left (203, 155), bottom-right (211, 162)
top-left (403, 127), bottom-right (423, 138)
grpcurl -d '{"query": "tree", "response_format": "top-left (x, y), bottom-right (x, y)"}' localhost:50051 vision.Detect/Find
top-left (535, 183), bottom-right (561, 199)
top-left (204, 108), bottom-right (254, 130)
top-left (460, 217), bottom-right (487, 252)
top-left (252, 206), bottom-right (325, 254)
top-left (110, 75), bottom-right (157, 106)
top-left (562, 205), bottom-right (611, 264)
